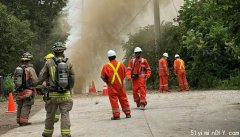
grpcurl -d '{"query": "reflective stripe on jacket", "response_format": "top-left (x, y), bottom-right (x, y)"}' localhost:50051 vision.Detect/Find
top-left (38, 57), bottom-right (75, 89)
top-left (126, 57), bottom-right (151, 79)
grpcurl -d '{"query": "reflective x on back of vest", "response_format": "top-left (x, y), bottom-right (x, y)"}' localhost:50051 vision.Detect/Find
top-left (179, 59), bottom-right (185, 70)
top-left (108, 62), bottom-right (122, 85)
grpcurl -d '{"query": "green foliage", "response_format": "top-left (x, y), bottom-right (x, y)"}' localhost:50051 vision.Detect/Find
top-left (217, 70), bottom-right (240, 90)
top-left (122, 23), bottom-right (180, 89)
top-left (177, 0), bottom-right (240, 88)
top-left (0, 0), bottom-right (68, 74)
top-left (0, 97), bottom-right (5, 102)
top-left (3, 74), bottom-right (14, 94)
top-left (0, 2), bottom-right (34, 76)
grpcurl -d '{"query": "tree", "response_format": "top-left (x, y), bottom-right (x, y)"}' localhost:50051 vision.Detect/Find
top-left (177, 0), bottom-right (240, 88)
top-left (0, 0), bottom-right (68, 73)
top-left (0, 2), bottom-right (34, 76)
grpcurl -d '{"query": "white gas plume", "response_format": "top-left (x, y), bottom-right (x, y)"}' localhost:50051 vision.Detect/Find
top-left (62, 0), bottom-right (183, 93)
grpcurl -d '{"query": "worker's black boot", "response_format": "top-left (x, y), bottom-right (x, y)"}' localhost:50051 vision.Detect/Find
top-left (111, 117), bottom-right (120, 120)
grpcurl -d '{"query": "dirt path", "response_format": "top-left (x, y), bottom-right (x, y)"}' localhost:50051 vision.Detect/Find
top-left (0, 98), bottom-right (45, 135)
top-left (1, 91), bottom-right (240, 137)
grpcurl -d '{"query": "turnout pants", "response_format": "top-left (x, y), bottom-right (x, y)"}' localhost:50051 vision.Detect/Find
top-left (16, 97), bottom-right (34, 124)
top-left (42, 98), bottom-right (73, 137)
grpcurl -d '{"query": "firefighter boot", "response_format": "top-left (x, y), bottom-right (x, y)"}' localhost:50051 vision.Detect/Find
top-left (62, 135), bottom-right (71, 137)
top-left (111, 117), bottom-right (120, 120)
top-left (19, 122), bottom-right (32, 126)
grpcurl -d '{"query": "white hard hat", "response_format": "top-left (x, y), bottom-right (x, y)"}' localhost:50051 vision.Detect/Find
top-left (163, 52), bottom-right (168, 58)
top-left (107, 50), bottom-right (116, 57)
top-left (175, 54), bottom-right (180, 58)
top-left (134, 47), bottom-right (142, 53)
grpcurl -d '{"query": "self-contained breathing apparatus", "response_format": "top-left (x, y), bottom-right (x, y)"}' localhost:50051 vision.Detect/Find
top-left (14, 65), bottom-right (33, 91)
top-left (53, 57), bottom-right (70, 93)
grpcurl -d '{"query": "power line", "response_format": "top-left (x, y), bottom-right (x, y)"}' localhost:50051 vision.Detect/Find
top-left (171, 0), bottom-right (178, 15)
top-left (119, 0), bottom-right (151, 33)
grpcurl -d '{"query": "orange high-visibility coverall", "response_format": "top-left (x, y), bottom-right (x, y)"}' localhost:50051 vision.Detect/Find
top-left (101, 59), bottom-right (131, 118)
top-left (174, 58), bottom-right (189, 91)
top-left (158, 57), bottom-right (169, 92)
top-left (126, 57), bottom-right (151, 107)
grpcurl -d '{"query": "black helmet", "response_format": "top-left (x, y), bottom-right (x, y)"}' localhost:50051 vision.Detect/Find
top-left (21, 52), bottom-right (33, 61)
top-left (52, 42), bottom-right (66, 52)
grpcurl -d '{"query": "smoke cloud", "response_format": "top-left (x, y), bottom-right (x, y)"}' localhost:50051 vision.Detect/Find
top-left (63, 0), bottom-right (183, 93)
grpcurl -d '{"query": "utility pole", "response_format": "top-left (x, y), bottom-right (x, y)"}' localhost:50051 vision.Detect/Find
top-left (81, 0), bottom-right (84, 37)
top-left (153, 0), bottom-right (160, 52)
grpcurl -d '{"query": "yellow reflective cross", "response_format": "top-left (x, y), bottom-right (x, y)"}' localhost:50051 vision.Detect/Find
top-left (179, 59), bottom-right (185, 70)
top-left (108, 62), bottom-right (122, 85)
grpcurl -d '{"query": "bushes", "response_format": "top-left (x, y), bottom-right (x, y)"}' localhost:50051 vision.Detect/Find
top-left (3, 75), bottom-right (14, 95)
top-left (217, 71), bottom-right (240, 90)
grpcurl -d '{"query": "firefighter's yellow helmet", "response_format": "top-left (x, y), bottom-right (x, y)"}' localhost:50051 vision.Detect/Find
top-left (44, 53), bottom-right (54, 61)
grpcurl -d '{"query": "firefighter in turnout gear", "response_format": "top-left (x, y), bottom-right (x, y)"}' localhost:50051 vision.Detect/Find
top-left (44, 53), bottom-right (60, 123)
top-left (174, 54), bottom-right (189, 91)
top-left (14, 52), bottom-right (38, 126)
top-left (101, 50), bottom-right (131, 120)
top-left (158, 52), bottom-right (169, 92)
top-left (38, 42), bottom-right (75, 137)
top-left (126, 47), bottom-right (151, 110)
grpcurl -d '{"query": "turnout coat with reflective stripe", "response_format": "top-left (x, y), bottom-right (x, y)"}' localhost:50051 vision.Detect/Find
top-left (38, 57), bottom-right (75, 90)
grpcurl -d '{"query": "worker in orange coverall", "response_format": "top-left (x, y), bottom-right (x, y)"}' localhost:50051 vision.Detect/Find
top-left (174, 54), bottom-right (189, 91)
top-left (158, 52), bottom-right (169, 93)
top-left (101, 50), bottom-right (131, 120)
top-left (126, 47), bottom-right (151, 110)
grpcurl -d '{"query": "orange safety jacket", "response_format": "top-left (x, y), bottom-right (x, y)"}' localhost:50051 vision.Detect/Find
top-left (174, 58), bottom-right (186, 75)
top-left (101, 59), bottom-right (125, 85)
top-left (126, 57), bottom-right (151, 79)
top-left (158, 57), bottom-right (169, 76)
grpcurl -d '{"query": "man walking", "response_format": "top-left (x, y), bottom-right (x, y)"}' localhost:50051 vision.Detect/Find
top-left (38, 42), bottom-right (75, 137)
top-left (43, 53), bottom-right (60, 123)
top-left (174, 54), bottom-right (189, 91)
top-left (101, 50), bottom-right (131, 120)
top-left (126, 47), bottom-right (151, 110)
top-left (14, 52), bottom-right (38, 126)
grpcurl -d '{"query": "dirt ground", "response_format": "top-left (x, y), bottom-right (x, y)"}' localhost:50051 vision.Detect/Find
top-left (0, 91), bottom-right (240, 137)
top-left (0, 98), bottom-right (44, 135)
top-left (0, 93), bottom-right (96, 136)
